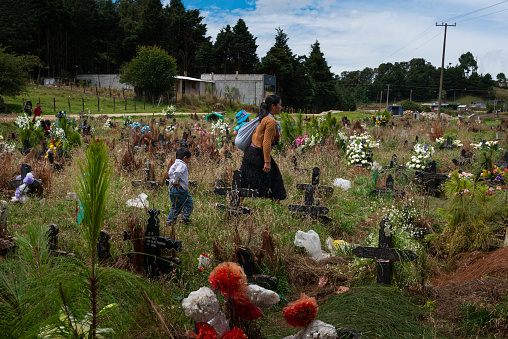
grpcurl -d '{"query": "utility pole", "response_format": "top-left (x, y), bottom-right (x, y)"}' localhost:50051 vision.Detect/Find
top-left (436, 22), bottom-right (456, 119)
top-left (385, 84), bottom-right (390, 109)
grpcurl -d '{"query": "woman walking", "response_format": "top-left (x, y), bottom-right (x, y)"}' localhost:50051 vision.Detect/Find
top-left (240, 95), bottom-right (286, 201)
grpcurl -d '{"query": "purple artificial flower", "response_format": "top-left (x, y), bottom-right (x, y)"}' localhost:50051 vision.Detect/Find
top-left (23, 172), bottom-right (34, 185)
top-left (15, 188), bottom-right (21, 199)
top-left (16, 175), bottom-right (21, 180)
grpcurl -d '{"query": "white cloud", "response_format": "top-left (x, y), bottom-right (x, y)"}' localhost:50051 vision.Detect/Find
top-left (188, 0), bottom-right (508, 76)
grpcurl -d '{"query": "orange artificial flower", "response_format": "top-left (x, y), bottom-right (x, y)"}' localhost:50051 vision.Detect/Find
top-left (221, 326), bottom-right (248, 339)
top-left (282, 293), bottom-right (318, 328)
top-left (208, 262), bottom-right (247, 298)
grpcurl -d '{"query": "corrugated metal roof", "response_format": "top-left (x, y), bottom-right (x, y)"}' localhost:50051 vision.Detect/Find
top-left (175, 75), bottom-right (214, 83)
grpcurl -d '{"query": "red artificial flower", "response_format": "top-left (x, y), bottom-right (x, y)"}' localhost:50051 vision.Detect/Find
top-left (232, 295), bottom-right (263, 320)
top-left (208, 262), bottom-right (247, 298)
top-left (188, 323), bottom-right (219, 339)
top-left (282, 293), bottom-right (318, 328)
top-left (221, 326), bottom-right (248, 339)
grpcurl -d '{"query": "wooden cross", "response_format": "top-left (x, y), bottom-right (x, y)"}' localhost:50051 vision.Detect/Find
top-left (288, 167), bottom-right (333, 222)
top-left (372, 174), bottom-right (405, 197)
top-left (495, 151), bottom-right (508, 170)
top-left (413, 160), bottom-right (449, 197)
top-left (144, 208), bottom-right (182, 278)
top-left (439, 136), bottom-right (456, 149)
top-left (214, 170), bottom-right (259, 215)
top-left (292, 155), bottom-right (308, 173)
top-left (47, 152), bottom-right (64, 170)
top-left (453, 149), bottom-right (474, 167)
top-left (18, 139), bottom-right (30, 155)
top-left (236, 245), bottom-right (278, 290)
top-left (131, 159), bottom-right (159, 189)
top-left (352, 218), bottom-right (417, 284)
top-left (97, 230), bottom-right (111, 261)
top-left (46, 224), bottom-right (76, 257)
top-left (9, 164), bottom-right (42, 191)
top-left (78, 119), bottom-right (91, 135)
top-left (176, 131), bottom-right (188, 149)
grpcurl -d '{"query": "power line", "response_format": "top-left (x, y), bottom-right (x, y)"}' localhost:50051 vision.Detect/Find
top-left (399, 30), bottom-right (443, 60)
top-left (378, 25), bottom-right (437, 63)
top-left (440, 0), bottom-right (508, 22)
top-left (457, 7), bottom-right (508, 23)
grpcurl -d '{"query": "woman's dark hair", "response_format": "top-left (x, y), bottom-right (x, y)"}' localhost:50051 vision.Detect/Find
top-left (257, 94), bottom-right (281, 120)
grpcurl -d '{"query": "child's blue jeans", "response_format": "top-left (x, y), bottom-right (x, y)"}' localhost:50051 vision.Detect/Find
top-left (167, 186), bottom-right (193, 222)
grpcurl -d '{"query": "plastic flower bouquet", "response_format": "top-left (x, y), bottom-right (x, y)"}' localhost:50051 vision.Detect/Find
top-left (406, 143), bottom-right (435, 170)
top-left (346, 132), bottom-right (379, 167)
top-left (471, 140), bottom-right (498, 151)
top-left (162, 105), bottom-right (176, 119)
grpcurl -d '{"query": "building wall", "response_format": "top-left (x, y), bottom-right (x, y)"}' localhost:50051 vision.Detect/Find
top-left (201, 74), bottom-right (275, 105)
top-left (76, 74), bottom-right (134, 90)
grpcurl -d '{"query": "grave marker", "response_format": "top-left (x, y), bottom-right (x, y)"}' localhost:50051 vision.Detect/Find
top-left (439, 136), bottom-right (456, 149)
top-left (9, 164), bottom-right (42, 192)
top-left (292, 155), bottom-right (308, 173)
top-left (288, 167), bottom-right (333, 222)
top-left (352, 218), bottom-right (417, 284)
top-left (131, 159), bottom-right (159, 189)
top-left (143, 209), bottom-right (182, 277)
top-left (495, 152), bottom-right (508, 170)
top-left (372, 174), bottom-right (405, 197)
top-left (97, 230), bottom-right (111, 261)
top-left (413, 160), bottom-right (449, 197)
top-left (214, 170), bottom-right (259, 215)
top-left (453, 149), bottom-right (473, 167)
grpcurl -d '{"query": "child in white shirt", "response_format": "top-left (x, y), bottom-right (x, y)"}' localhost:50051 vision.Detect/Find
top-left (167, 148), bottom-right (193, 224)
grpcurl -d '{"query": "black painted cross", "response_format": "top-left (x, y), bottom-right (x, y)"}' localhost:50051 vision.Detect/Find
top-left (97, 230), bottom-right (111, 261)
top-left (9, 163), bottom-right (42, 192)
top-left (214, 170), bottom-right (259, 215)
top-left (352, 218), bottom-right (418, 284)
top-left (78, 119), bottom-right (91, 135)
top-left (292, 155), bottom-right (308, 173)
top-left (288, 167), bottom-right (334, 222)
top-left (144, 208), bottom-right (182, 278)
top-left (439, 136), bottom-right (456, 149)
top-left (131, 159), bottom-right (159, 189)
top-left (372, 174), bottom-right (405, 197)
top-left (46, 224), bottom-right (77, 257)
top-left (495, 151), bottom-right (508, 170)
top-left (453, 149), bottom-right (474, 167)
top-left (413, 160), bottom-right (449, 197)
top-left (176, 131), bottom-right (188, 149)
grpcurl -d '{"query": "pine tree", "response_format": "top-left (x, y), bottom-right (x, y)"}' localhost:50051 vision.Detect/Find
top-left (214, 25), bottom-right (235, 74)
top-left (305, 40), bottom-right (338, 112)
top-left (232, 19), bottom-right (259, 73)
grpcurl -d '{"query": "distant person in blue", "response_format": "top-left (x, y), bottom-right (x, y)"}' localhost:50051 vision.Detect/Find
top-left (233, 110), bottom-right (250, 135)
top-left (166, 147), bottom-right (193, 225)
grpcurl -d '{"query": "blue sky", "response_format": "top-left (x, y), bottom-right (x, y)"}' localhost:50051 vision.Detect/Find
top-left (165, 0), bottom-right (508, 78)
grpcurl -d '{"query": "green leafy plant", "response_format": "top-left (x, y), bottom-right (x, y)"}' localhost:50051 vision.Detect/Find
top-left (280, 111), bottom-right (304, 146)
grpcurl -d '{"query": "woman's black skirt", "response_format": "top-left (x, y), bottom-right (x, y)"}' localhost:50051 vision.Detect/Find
top-left (239, 146), bottom-right (286, 200)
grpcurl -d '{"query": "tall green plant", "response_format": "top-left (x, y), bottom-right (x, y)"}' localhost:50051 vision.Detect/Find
top-left (280, 112), bottom-right (304, 145)
top-left (75, 140), bottom-right (111, 338)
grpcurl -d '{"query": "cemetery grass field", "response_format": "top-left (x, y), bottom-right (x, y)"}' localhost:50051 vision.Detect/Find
top-left (2, 87), bottom-right (508, 338)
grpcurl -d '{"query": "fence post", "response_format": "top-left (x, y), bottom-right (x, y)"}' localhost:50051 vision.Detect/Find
top-left (67, 97), bottom-right (71, 113)
top-left (97, 96), bottom-right (100, 113)
top-left (113, 97), bottom-right (115, 112)
top-left (54, 98), bottom-right (56, 112)
top-left (82, 98), bottom-right (84, 112)
top-left (134, 98), bottom-right (136, 111)
top-left (125, 98), bottom-right (127, 111)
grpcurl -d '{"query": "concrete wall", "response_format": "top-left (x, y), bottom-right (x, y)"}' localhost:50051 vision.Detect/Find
top-left (76, 74), bottom-right (134, 90)
top-left (201, 74), bottom-right (275, 105)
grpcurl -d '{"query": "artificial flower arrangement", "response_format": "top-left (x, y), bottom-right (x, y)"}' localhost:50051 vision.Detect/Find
top-left (480, 165), bottom-right (508, 189)
top-left (372, 110), bottom-right (390, 126)
top-left (11, 172), bottom-right (36, 203)
top-left (103, 118), bottom-right (113, 129)
top-left (15, 113), bottom-right (45, 149)
top-left (406, 143), bottom-right (435, 170)
top-left (448, 171), bottom-right (474, 182)
top-left (182, 261), bottom-right (337, 338)
top-left (129, 122), bottom-right (141, 131)
top-left (141, 126), bottom-right (150, 134)
top-left (435, 137), bottom-right (462, 147)
top-left (335, 131), bottom-right (348, 152)
top-left (122, 115), bottom-right (134, 127)
top-left (295, 134), bottom-right (308, 146)
top-left (162, 104), bottom-right (176, 119)
top-left (0, 136), bottom-right (16, 154)
top-left (470, 140), bottom-right (498, 151)
top-left (346, 132), bottom-right (379, 168)
top-left (45, 138), bottom-right (61, 159)
top-left (182, 262), bottom-right (278, 338)
top-left (211, 120), bottom-right (229, 147)
top-left (166, 125), bottom-right (176, 132)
